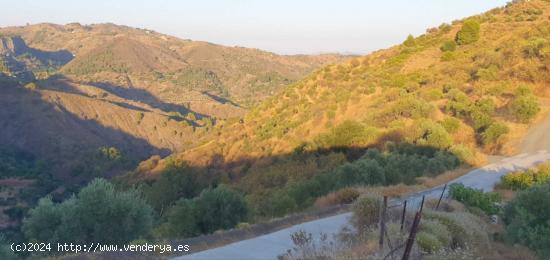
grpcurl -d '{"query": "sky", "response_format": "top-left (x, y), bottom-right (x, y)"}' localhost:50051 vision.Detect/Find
top-left (0, 0), bottom-right (510, 55)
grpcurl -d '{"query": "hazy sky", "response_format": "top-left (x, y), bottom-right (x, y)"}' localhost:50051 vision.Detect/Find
top-left (0, 0), bottom-right (509, 55)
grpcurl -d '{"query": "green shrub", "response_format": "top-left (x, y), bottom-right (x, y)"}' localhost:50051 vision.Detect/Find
top-left (502, 163), bottom-right (550, 190)
top-left (97, 146), bottom-right (122, 161)
top-left (423, 209), bottom-right (490, 250)
top-left (445, 89), bottom-right (471, 117)
top-left (470, 110), bottom-right (493, 131)
top-left (412, 120), bottom-right (453, 149)
top-left (448, 183), bottom-right (501, 215)
top-left (449, 144), bottom-right (476, 165)
top-left (510, 95), bottom-right (540, 123)
top-left (440, 41), bottom-right (457, 52)
top-left (352, 194), bottom-right (382, 233)
top-left (403, 34), bottom-right (416, 47)
top-left (456, 19), bottom-right (480, 45)
top-left (441, 117), bottom-right (461, 134)
top-left (162, 198), bottom-right (199, 238)
top-left (314, 120), bottom-right (368, 148)
top-left (441, 51), bottom-right (457, 62)
top-left (417, 231), bottom-right (444, 253)
top-left (141, 163), bottom-right (211, 212)
top-left (194, 186), bottom-right (249, 233)
top-left (470, 98), bottom-right (496, 131)
top-left (23, 179), bottom-right (153, 245)
top-left (503, 181), bottom-right (550, 257)
top-left (523, 38), bottom-right (549, 59)
top-left (481, 122), bottom-right (509, 145)
top-left (420, 219), bottom-right (452, 247)
top-left (0, 235), bottom-right (16, 260)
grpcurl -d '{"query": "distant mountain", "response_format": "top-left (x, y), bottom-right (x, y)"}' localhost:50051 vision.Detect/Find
top-left (0, 24), bottom-right (348, 180)
top-left (0, 23), bottom-right (349, 118)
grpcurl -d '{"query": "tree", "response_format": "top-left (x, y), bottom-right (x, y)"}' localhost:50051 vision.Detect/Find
top-left (403, 34), bottom-right (416, 47)
top-left (412, 120), bottom-right (453, 149)
top-left (510, 95), bottom-right (540, 123)
top-left (23, 179), bottom-right (153, 245)
top-left (503, 181), bottom-right (550, 257)
top-left (0, 235), bottom-right (16, 260)
top-left (455, 19), bottom-right (480, 45)
top-left (481, 122), bottom-right (509, 145)
top-left (141, 164), bottom-right (204, 213)
top-left (22, 197), bottom-right (63, 243)
top-left (163, 198), bottom-right (199, 238)
top-left (195, 186), bottom-right (248, 233)
top-left (440, 41), bottom-right (457, 52)
top-left (441, 117), bottom-right (460, 134)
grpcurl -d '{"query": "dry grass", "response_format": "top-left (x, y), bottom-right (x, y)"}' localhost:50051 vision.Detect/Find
top-left (314, 166), bottom-right (474, 208)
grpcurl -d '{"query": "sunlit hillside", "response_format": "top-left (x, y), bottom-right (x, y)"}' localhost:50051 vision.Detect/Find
top-left (126, 0), bottom-right (550, 221)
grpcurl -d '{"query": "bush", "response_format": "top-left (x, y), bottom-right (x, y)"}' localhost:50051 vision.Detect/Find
top-left (417, 231), bottom-right (444, 253)
top-left (314, 120), bottom-right (367, 148)
top-left (423, 209), bottom-right (490, 251)
top-left (470, 98), bottom-right (496, 131)
top-left (161, 198), bottom-right (199, 238)
top-left (335, 187), bottom-right (361, 204)
top-left (502, 163), bottom-right (550, 190)
top-left (523, 38), bottom-right (549, 59)
top-left (441, 117), bottom-right (461, 134)
top-left (141, 162), bottom-right (214, 212)
top-left (455, 19), bottom-right (480, 45)
top-left (448, 183), bottom-right (501, 215)
top-left (161, 185), bottom-right (249, 236)
top-left (420, 219), bottom-right (452, 247)
top-left (503, 181), bottom-right (550, 257)
top-left (449, 144), bottom-right (479, 166)
top-left (403, 34), bottom-right (416, 47)
top-left (411, 120), bottom-right (453, 149)
top-left (352, 194), bottom-right (382, 234)
top-left (0, 235), bottom-right (16, 260)
top-left (481, 122), bottom-right (509, 145)
top-left (510, 95), bottom-right (540, 123)
top-left (445, 89), bottom-right (471, 117)
top-left (440, 41), bottom-right (457, 52)
top-left (23, 179), bottom-right (153, 245)
top-left (194, 186), bottom-right (248, 233)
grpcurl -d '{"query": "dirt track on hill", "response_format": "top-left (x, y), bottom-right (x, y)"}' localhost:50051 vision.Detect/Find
top-left (520, 106), bottom-right (550, 153)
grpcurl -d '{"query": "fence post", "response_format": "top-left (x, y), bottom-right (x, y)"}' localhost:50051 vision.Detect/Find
top-left (379, 196), bottom-right (388, 250)
top-left (400, 200), bottom-right (407, 231)
top-left (401, 212), bottom-right (422, 260)
top-left (436, 184), bottom-right (448, 210)
top-left (419, 195), bottom-right (425, 213)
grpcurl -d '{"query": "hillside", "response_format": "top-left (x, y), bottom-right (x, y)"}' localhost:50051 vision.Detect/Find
top-left (0, 23), bottom-right (348, 118)
top-left (160, 0), bottom-right (550, 167)
top-left (121, 0), bottom-right (550, 218)
top-left (0, 23), bottom-right (350, 178)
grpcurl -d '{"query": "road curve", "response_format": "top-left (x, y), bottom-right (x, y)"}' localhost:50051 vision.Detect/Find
top-left (175, 150), bottom-right (550, 260)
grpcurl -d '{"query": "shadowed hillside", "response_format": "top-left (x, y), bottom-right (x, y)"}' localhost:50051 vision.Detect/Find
top-left (0, 23), bottom-right (349, 118)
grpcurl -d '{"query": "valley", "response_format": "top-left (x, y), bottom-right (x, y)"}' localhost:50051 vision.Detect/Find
top-left (2, 0), bottom-right (550, 259)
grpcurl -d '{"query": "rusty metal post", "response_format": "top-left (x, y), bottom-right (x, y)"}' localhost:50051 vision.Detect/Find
top-left (379, 196), bottom-right (388, 250)
top-left (436, 183), bottom-right (448, 210)
top-left (402, 212), bottom-right (422, 260)
top-left (400, 200), bottom-right (407, 231)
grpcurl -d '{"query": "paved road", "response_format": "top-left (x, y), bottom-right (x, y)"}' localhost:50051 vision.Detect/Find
top-left (175, 150), bottom-right (550, 260)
